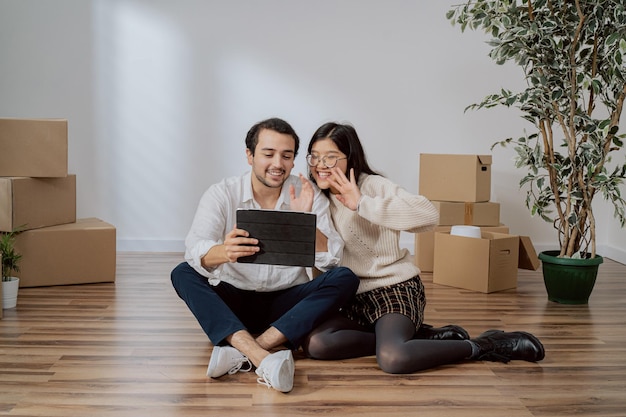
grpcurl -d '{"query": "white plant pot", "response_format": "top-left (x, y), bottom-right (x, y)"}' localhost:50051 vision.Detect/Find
top-left (2, 277), bottom-right (20, 309)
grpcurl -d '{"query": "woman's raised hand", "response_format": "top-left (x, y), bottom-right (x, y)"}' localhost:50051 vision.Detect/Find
top-left (329, 167), bottom-right (361, 211)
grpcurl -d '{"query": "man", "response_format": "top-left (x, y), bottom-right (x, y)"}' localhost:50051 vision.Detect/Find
top-left (171, 117), bottom-right (359, 393)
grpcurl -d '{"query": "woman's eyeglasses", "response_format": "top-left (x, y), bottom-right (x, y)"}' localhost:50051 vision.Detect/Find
top-left (306, 154), bottom-right (347, 168)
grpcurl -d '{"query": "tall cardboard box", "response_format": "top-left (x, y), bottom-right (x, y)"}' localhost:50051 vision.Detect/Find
top-left (414, 224), bottom-right (509, 273)
top-left (433, 231), bottom-right (519, 293)
top-left (14, 218), bottom-right (116, 287)
top-left (419, 154), bottom-right (492, 202)
top-left (0, 118), bottom-right (68, 178)
top-left (0, 175), bottom-right (77, 232)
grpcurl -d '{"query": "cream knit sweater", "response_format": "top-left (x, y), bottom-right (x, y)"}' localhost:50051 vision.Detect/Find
top-left (329, 174), bottom-right (439, 294)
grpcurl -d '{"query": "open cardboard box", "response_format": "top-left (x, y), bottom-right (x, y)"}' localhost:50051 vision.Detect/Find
top-left (414, 224), bottom-right (509, 273)
top-left (433, 231), bottom-right (539, 293)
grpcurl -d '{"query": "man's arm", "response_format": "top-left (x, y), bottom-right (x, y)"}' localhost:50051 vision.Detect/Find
top-left (184, 182), bottom-right (247, 276)
top-left (201, 226), bottom-right (259, 269)
top-left (310, 187), bottom-right (343, 271)
top-left (288, 174), bottom-right (332, 256)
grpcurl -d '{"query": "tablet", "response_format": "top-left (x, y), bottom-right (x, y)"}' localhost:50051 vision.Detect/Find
top-left (236, 209), bottom-right (316, 267)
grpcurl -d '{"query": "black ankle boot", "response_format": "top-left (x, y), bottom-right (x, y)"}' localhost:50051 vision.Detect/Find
top-left (470, 329), bottom-right (545, 363)
top-left (415, 323), bottom-right (470, 340)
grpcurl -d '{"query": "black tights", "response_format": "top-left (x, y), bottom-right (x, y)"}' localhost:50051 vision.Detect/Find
top-left (303, 313), bottom-right (473, 374)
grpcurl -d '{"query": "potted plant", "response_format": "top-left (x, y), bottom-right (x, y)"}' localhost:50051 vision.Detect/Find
top-left (447, 0), bottom-right (626, 303)
top-left (1, 230), bottom-right (22, 309)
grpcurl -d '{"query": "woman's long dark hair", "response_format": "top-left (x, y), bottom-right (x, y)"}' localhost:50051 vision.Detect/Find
top-left (307, 122), bottom-right (380, 195)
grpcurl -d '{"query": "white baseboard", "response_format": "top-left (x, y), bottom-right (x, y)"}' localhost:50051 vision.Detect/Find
top-left (399, 233), bottom-right (626, 265)
top-left (117, 239), bottom-right (185, 253)
top-left (595, 245), bottom-right (626, 265)
top-left (119, 236), bottom-right (626, 266)
top-left (518, 243), bottom-right (625, 265)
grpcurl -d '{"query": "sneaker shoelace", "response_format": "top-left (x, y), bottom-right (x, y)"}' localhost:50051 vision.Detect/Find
top-left (256, 369), bottom-right (272, 389)
top-left (229, 357), bottom-right (252, 375)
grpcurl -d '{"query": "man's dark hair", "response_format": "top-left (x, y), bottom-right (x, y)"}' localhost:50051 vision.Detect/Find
top-left (245, 118), bottom-right (300, 156)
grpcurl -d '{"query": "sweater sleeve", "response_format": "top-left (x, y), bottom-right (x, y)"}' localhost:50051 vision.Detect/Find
top-left (356, 175), bottom-right (439, 233)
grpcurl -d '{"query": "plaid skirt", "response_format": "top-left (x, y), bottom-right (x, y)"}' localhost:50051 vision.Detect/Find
top-left (341, 276), bottom-right (426, 332)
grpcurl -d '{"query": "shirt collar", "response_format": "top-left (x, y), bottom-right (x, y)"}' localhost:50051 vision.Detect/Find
top-left (242, 171), bottom-right (291, 210)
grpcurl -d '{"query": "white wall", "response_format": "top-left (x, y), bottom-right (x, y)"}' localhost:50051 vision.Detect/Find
top-left (1, 0), bottom-right (624, 262)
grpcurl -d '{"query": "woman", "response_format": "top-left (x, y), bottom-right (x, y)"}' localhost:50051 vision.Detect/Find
top-left (302, 122), bottom-right (545, 373)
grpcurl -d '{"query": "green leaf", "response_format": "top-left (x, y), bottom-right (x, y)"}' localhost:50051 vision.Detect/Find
top-left (606, 32), bottom-right (620, 47)
top-left (591, 79), bottom-right (602, 94)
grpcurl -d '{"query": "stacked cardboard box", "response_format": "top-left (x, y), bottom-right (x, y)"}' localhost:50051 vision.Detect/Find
top-left (415, 153), bottom-right (538, 293)
top-left (0, 118), bottom-right (116, 296)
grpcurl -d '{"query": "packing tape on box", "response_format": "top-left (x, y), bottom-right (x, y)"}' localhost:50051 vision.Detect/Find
top-left (464, 203), bottom-right (474, 225)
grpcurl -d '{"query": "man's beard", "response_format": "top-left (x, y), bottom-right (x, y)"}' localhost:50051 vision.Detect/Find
top-left (254, 170), bottom-right (285, 188)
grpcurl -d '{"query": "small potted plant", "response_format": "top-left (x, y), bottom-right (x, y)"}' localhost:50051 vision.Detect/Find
top-left (1, 230), bottom-right (22, 309)
top-left (447, 0), bottom-right (626, 303)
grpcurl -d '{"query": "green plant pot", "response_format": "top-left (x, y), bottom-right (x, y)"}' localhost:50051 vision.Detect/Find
top-left (538, 251), bottom-right (603, 305)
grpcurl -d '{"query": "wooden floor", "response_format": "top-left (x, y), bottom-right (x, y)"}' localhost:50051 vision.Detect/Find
top-left (1, 253), bottom-right (625, 417)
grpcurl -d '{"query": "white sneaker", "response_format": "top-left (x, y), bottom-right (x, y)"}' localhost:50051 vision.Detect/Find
top-left (206, 345), bottom-right (252, 378)
top-left (255, 350), bottom-right (295, 393)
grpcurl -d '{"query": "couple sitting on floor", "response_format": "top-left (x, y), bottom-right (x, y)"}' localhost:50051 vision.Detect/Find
top-left (171, 118), bottom-right (545, 393)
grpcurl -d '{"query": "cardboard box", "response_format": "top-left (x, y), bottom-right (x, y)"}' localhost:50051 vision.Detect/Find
top-left (14, 218), bottom-right (116, 287)
top-left (0, 118), bottom-right (68, 178)
top-left (0, 175), bottom-right (76, 232)
top-left (432, 232), bottom-right (539, 293)
top-left (433, 201), bottom-right (500, 226)
top-left (419, 154), bottom-right (492, 202)
top-left (433, 231), bottom-right (519, 293)
top-left (414, 224), bottom-right (509, 273)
